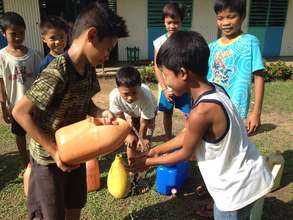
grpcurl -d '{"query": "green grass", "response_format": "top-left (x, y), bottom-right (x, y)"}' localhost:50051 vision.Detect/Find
top-left (0, 81), bottom-right (292, 219)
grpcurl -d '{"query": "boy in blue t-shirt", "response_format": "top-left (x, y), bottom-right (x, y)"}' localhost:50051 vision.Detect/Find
top-left (39, 16), bottom-right (67, 72)
top-left (208, 0), bottom-right (265, 135)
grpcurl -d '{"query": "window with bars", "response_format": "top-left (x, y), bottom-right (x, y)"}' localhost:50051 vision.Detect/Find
top-left (0, 0), bottom-right (4, 16)
top-left (249, 0), bottom-right (288, 27)
top-left (148, 0), bottom-right (193, 29)
top-left (108, 0), bottom-right (116, 13)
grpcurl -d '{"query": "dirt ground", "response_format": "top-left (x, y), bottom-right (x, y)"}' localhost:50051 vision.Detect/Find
top-left (0, 78), bottom-right (292, 215)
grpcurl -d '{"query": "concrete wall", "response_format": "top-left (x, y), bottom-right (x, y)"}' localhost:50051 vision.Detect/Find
top-left (3, 0), bottom-right (43, 57)
top-left (191, 0), bottom-right (217, 43)
top-left (117, 0), bottom-right (148, 61)
top-left (281, 0), bottom-right (293, 56)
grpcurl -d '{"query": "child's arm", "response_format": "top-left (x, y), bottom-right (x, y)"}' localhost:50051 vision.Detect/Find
top-left (246, 71), bottom-right (264, 134)
top-left (131, 107), bottom-right (210, 171)
top-left (12, 96), bottom-right (74, 172)
top-left (154, 50), bottom-right (174, 102)
top-left (0, 78), bottom-right (12, 123)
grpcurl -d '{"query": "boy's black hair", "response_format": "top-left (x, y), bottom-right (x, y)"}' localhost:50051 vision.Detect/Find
top-left (115, 66), bottom-right (141, 87)
top-left (214, 0), bottom-right (246, 18)
top-left (156, 31), bottom-right (210, 78)
top-left (0, 12), bottom-right (26, 33)
top-left (40, 16), bottom-right (68, 35)
top-left (163, 2), bottom-right (185, 21)
top-left (72, 2), bottom-right (128, 40)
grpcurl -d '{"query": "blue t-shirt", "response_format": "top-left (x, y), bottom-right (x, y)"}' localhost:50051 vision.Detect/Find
top-left (38, 53), bottom-right (55, 73)
top-left (207, 34), bottom-right (264, 119)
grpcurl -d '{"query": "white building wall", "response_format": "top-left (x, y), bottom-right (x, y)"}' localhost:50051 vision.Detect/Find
top-left (281, 0), bottom-right (293, 56)
top-left (3, 0), bottom-right (43, 57)
top-left (191, 0), bottom-right (217, 43)
top-left (117, 0), bottom-right (148, 61)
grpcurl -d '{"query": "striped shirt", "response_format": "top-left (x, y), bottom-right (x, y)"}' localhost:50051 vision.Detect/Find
top-left (26, 53), bottom-right (100, 165)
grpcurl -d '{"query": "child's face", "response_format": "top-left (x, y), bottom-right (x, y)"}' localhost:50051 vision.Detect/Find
top-left (42, 28), bottom-right (67, 56)
top-left (161, 66), bottom-right (187, 96)
top-left (216, 8), bottom-right (244, 38)
top-left (118, 85), bottom-right (139, 103)
top-left (86, 36), bottom-right (117, 66)
top-left (4, 26), bottom-right (25, 47)
top-left (164, 16), bottom-right (182, 35)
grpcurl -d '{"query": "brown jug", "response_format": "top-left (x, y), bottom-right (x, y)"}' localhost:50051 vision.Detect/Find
top-left (23, 163), bottom-right (31, 196)
top-left (55, 117), bottom-right (131, 165)
top-left (86, 159), bottom-right (100, 192)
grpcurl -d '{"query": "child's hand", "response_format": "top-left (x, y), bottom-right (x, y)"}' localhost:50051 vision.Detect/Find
top-left (138, 138), bottom-right (150, 152)
top-left (163, 89), bottom-right (174, 102)
top-left (1, 102), bottom-right (12, 124)
top-left (102, 110), bottom-right (115, 125)
top-left (125, 133), bottom-right (138, 149)
top-left (2, 107), bottom-right (12, 124)
top-left (147, 147), bottom-right (160, 158)
top-left (52, 151), bottom-right (79, 172)
top-left (246, 112), bottom-right (261, 135)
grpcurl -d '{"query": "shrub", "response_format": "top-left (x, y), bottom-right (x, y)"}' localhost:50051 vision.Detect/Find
top-left (264, 61), bottom-right (293, 82)
top-left (139, 62), bottom-right (157, 83)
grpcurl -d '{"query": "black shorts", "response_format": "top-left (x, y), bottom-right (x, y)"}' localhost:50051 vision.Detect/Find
top-left (11, 118), bottom-right (26, 136)
top-left (27, 157), bottom-right (87, 220)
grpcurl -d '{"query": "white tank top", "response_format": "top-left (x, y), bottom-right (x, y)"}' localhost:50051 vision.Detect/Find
top-left (194, 83), bottom-right (273, 211)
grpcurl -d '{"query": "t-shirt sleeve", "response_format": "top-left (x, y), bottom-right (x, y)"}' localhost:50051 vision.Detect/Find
top-left (25, 68), bottom-right (64, 111)
top-left (251, 37), bottom-right (265, 73)
top-left (109, 89), bottom-right (123, 115)
top-left (140, 85), bottom-right (156, 119)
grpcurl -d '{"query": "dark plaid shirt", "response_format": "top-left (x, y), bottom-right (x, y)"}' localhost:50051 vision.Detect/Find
top-left (26, 53), bottom-right (100, 165)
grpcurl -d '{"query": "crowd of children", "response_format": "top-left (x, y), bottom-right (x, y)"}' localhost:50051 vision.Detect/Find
top-left (0, 0), bottom-right (273, 219)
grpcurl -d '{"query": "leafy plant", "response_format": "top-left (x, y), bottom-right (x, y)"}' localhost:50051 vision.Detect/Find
top-left (264, 61), bottom-right (293, 82)
top-left (139, 62), bottom-right (157, 83)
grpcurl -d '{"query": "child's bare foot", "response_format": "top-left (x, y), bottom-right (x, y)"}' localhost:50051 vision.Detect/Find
top-left (131, 172), bottom-right (150, 195)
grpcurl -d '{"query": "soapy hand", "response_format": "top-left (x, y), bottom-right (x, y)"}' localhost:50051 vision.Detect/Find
top-left (125, 133), bottom-right (138, 149)
top-left (102, 110), bottom-right (116, 125)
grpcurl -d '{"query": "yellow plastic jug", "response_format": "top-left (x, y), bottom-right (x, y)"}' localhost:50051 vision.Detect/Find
top-left (267, 151), bottom-right (285, 191)
top-left (86, 159), bottom-right (100, 192)
top-left (107, 154), bottom-right (130, 199)
top-left (55, 117), bottom-right (131, 165)
top-left (23, 163), bottom-right (31, 196)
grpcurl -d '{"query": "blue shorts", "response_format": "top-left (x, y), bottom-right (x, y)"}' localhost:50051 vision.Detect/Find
top-left (158, 91), bottom-right (191, 114)
top-left (213, 202), bottom-right (254, 220)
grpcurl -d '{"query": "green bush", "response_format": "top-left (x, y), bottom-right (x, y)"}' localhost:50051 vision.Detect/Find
top-left (139, 62), bottom-right (157, 83)
top-left (264, 61), bottom-right (293, 82)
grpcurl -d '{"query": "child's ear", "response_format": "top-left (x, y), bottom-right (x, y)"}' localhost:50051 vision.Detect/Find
top-left (41, 35), bottom-right (46, 43)
top-left (87, 27), bottom-right (97, 42)
top-left (180, 67), bottom-right (188, 80)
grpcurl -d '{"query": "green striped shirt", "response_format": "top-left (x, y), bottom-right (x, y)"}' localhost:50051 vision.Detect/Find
top-left (26, 53), bottom-right (100, 165)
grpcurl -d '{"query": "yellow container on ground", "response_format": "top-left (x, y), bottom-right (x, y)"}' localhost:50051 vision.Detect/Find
top-left (107, 154), bottom-right (130, 199)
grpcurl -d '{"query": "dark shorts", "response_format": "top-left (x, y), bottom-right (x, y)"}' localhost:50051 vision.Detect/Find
top-left (27, 157), bottom-right (87, 220)
top-left (11, 118), bottom-right (26, 136)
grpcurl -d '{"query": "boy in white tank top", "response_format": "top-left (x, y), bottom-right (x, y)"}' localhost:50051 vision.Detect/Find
top-left (130, 31), bottom-right (273, 220)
